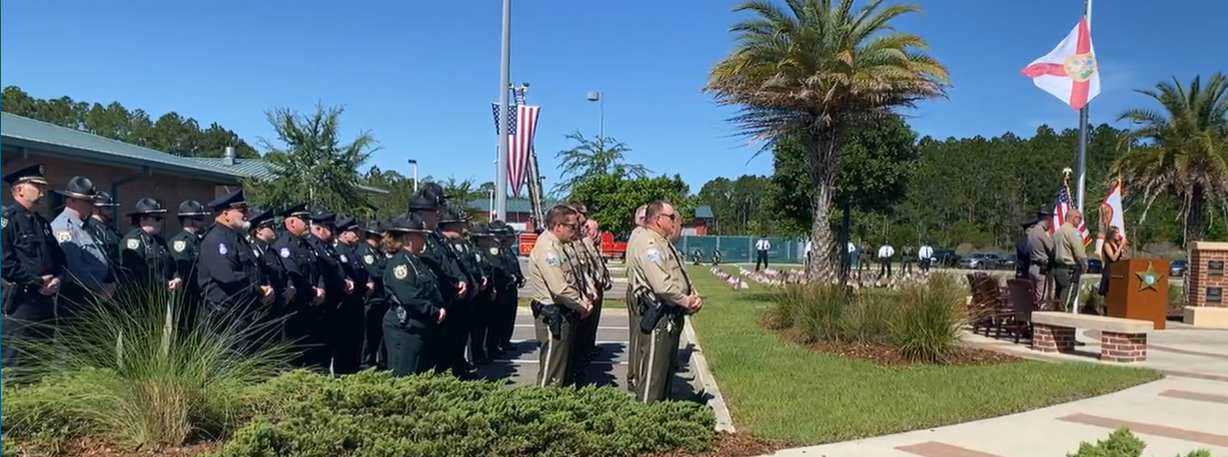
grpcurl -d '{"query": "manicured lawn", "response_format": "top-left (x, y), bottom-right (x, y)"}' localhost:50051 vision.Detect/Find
top-left (687, 265), bottom-right (1164, 445)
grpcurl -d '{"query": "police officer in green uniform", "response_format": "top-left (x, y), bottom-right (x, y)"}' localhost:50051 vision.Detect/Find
top-left (169, 200), bottom-right (210, 329)
top-left (86, 191), bottom-right (124, 276)
top-left (120, 198), bottom-right (179, 304)
top-left (468, 222), bottom-right (507, 364)
top-left (382, 212), bottom-right (446, 376)
top-left (488, 220), bottom-right (523, 355)
top-left (408, 194), bottom-right (471, 376)
top-left (358, 220), bottom-right (389, 370)
top-left (437, 208), bottom-right (485, 377)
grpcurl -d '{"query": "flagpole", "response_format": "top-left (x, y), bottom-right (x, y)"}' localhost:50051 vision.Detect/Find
top-left (1075, 0), bottom-right (1092, 215)
top-left (494, 0), bottom-right (511, 221)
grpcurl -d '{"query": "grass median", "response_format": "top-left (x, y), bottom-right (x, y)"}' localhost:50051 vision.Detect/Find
top-left (687, 265), bottom-right (1163, 445)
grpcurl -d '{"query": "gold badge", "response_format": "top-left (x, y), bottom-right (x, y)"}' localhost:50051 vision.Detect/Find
top-left (393, 264), bottom-right (408, 279)
top-left (1135, 261), bottom-right (1163, 291)
top-left (56, 231), bottom-right (72, 242)
top-left (173, 240), bottom-right (186, 252)
top-left (126, 239), bottom-right (140, 250)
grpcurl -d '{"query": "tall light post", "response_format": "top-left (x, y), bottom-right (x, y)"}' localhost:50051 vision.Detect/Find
top-left (494, 0), bottom-right (512, 221)
top-left (585, 91), bottom-right (604, 146)
top-left (407, 158), bottom-right (418, 193)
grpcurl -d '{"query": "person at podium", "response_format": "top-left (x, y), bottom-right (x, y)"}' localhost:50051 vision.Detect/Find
top-left (1097, 226), bottom-right (1126, 297)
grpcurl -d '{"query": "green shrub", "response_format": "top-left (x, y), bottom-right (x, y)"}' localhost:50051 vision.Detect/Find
top-left (212, 370), bottom-right (716, 457)
top-left (1, 437), bottom-right (16, 457)
top-left (769, 273), bottom-right (969, 363)
top-left (1, 284), bottom-right (292, 452)
top-left (1068, 428), bottom-right (1222, 457)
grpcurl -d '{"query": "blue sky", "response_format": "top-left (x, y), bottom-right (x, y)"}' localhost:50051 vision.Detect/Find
top-left (2, 0), bottom-right (1223, 193)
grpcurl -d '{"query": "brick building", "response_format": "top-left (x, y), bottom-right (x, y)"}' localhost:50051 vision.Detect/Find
top-left (1, 112), bottom-right (385, 233)
top-left (680, 205), bottom-right (714, 236)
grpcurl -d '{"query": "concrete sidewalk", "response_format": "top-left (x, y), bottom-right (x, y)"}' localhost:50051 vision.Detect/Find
top-left (760, 376), bottom-right (1227, 457)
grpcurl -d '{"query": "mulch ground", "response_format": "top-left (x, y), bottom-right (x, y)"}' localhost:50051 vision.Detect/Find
top-left (67, 438), bottom-right (218, 457)
top-left (644, 433), bottom-right (778, 457)
top-left (766, 314), bottom-right (1021, 367)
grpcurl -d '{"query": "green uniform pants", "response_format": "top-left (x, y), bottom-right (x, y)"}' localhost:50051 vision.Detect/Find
top-left (625, 286), bottom-right (642, 392)
top-left (383, 308), bottom-right (437, 376)
top-left (1053, 265), bottom-right (1078, 313)
top-left (534, 309), bottom-right (576, 387)
top-left (636, 310), bottom-right (684, 404)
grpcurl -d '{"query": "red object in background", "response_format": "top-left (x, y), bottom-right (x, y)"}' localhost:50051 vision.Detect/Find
top-left (600, 231), bottom-right (627, 259)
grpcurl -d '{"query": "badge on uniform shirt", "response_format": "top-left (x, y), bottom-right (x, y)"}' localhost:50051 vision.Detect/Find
top-left (544, 251), bottom-right (560, 267)
top-left (363, 254), bottom-right (374, 265)
top-left (126, 239), bottom-right (140, 250)
top-left (644, 247), bottom-right (661, 262)
top-left (56, 231), bottom-right (72, 243)
top-left (393, 264), bottom-right (409, 279)
top-left (173, 240), bottom-right (186, 252)
top-left (279, 247), bottom-right (291, 258)
top-left (218, 243), bottom-right (228, 255)
top-left (340, 254), bottom-right (348, 263)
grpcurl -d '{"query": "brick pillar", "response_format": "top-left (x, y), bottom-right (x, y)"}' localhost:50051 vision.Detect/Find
top-left (1031, 324), bottom-right (1075, 353)
top-left (1188, 241), bottom-right (1228, 308)
top-left (1099, 331), bottom-right (1147, 363)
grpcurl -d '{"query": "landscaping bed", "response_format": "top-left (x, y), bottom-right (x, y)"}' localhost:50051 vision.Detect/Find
top-left (689, 266), bottom-right (1164, 445)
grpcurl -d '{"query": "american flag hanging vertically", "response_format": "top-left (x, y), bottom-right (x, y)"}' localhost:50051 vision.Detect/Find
top-left (490, 103), bottom-right (541, 197)
top-left (1049, 185), bottom-right (1091, 245)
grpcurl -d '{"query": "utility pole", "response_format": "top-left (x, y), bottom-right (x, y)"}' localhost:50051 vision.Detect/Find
top-left (494, 0), bottom-right (512, 221)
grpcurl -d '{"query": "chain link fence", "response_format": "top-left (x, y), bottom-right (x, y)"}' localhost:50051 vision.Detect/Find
top-left (673, 235), bottom-right (807, 264)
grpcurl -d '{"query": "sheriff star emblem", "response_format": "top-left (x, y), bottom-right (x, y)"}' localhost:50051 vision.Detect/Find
top-left (1135, 261), bottom-right (1163, 292)
top-left (393, 264), bottom-right (409, 279)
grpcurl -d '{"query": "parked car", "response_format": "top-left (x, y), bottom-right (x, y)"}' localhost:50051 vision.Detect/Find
top-left (1086, 258), bottom-right (1103, 274)
top-left (997, 254), bottom-right (1017, 271)
top-left (1170, 259), bottom-right (1188, 277)
top-left (931, 249), bottom-right (959, 267)
top-left (959, 252), bottom-right (1004, 269)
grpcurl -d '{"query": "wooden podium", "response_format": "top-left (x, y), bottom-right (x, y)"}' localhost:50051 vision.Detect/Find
top-left (1104, 258), bottom-right (1169, 330)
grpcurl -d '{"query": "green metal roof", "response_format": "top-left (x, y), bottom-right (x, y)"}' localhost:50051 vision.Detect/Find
top-left (190, 157), bottom-right (388, 194)
top-left (464, 197), bottom-right (537, 213)
top-left (695, 205), bottom-right (714, 219)
top-left (1, 112), bottom-right (246, 182)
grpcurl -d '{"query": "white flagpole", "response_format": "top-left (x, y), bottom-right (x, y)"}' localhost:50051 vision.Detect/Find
top-left (1075, 0), bottom-right (1092, 215)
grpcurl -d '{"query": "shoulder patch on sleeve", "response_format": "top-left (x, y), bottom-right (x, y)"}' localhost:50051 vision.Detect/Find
top-left (125, 238), bottom-right (140, 250)
top-left (544, 251), bottom-right (561, 267)
top-left (2, 216), bottom-right (9, 229)
top-left (173, 240), bottom-right (187, 252)
top-left (218, 243), bottom-right (229, 255)
top-left (363, 254), bottom-right (375, 265)
top-left (644, 247), bottom-right (661, 262)
top-left (279, 247), bottom-right (291, 258)
top-left (490, 247), bottom-right (500, 255)
top-left (340, 254), bottom-right (348, 263)
top-left (56, 231), bottom-right (72, 243)
top-left (393, 264), bottom-right (409, 279)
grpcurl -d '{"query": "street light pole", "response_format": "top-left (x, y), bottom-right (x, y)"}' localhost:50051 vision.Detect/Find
top-left (494, 0), bottom-right (512, 222)
top-left (407, 159), bottom-right (418, 193)
top-left (586, 91), bottom-right (604, 146)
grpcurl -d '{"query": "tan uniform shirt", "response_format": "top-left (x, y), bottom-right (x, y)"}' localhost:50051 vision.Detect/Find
top-left (1054, 222), bottom-right (1088, 268)
top-left (626, 227), bottom-right (691, 306)
top-left (527, 230), bottom-right (585, 311)
top-left (1026, 224), bottom-right (1054, 264)
top-left (582, 237), bottom-right (610, 288)
top-left (560, 239), bottom-right (594, 298)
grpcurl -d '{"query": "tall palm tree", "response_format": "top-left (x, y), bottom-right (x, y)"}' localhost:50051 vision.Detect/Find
top-left (553, 130), bottom-right (649, 196)
top-left (705, 0), bottom-right (949, 279)
top-left (1113, 73), bottom-right (1228, 247)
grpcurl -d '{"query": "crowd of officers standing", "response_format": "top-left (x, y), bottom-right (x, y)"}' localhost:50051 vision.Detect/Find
top-left (3, 163), bottom-right (703, 404)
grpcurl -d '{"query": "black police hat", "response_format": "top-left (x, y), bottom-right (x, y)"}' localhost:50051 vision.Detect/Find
top-left (206, 189), bottom-right (248, 212)
top-left (56, 176), bottom-right (97, 200)
top-left (418, 182), bottom-right (450, 205)
top-left (469, 222), bottom-right (495, 237)
top-left (177, 199), bottom-right (211, 217)
top-left (281, 202), bottom-right (310, 219)
top-left (93, 191), bottom-right (120, 207)
top-left (385, 212), bottom-right (430, 233)
top-left (127, 197), bottom-right (168, 217)
top-left (1020, 214), bottom-right (1039, 228)
top-left (3, 164), bottom-right (48, 186)
top-left (361, 219), bottom-right (384, 236)
top-left (247, 207), bottom-right (275, 230)
top-left (407, 194), bottom-right (438, 211)
top-left (310, 211), bottom-right (336, 228)
top-left (488, 220), bottom-right (514, 236)
top-left (336, 216), bottom-right (359, 233)
top-left (437, 207), bottom-right (468, 227)
top-left (1036, 206), bottom-right (1055, 218)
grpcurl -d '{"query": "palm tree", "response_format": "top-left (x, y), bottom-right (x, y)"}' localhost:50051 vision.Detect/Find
top-left (705, 0), bottom-right (949, 279)
top-left (1113, 73), bottom-right (1228, 247)
top-left (553, 130), bottom-right (649, 196)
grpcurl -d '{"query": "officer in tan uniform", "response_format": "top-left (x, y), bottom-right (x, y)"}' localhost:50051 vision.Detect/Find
top-left (626, 201), bottom-right (702, 403)
top-left (526, 204), bottom-right (592, 387)
top-left (624, 204), bottom-right (649, 392)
